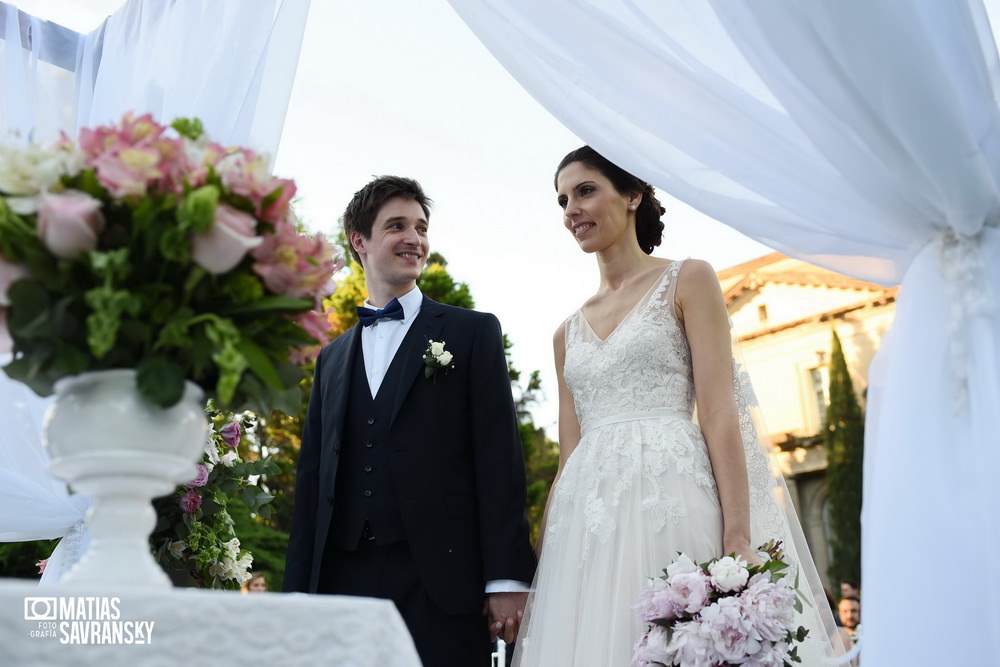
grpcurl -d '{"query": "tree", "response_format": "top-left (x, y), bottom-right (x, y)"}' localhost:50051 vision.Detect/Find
top-left (824, 329), bottom-right (864, 588)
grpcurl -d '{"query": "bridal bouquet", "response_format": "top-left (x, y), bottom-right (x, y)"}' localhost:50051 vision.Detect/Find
top-left (0, 113), bottom-right (342, 412)
top-left (632, 540), bottom-right (809, 667)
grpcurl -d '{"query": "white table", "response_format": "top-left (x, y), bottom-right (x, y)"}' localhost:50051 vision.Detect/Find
top-left (0, 579), bottom-right (422, 666)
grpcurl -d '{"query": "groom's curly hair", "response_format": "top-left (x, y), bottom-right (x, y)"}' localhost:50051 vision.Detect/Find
top-left (342, 175), bottom-right (433, 265)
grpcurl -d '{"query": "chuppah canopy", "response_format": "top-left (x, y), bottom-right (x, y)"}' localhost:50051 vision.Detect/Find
top-left (447, 1), bottom-right (1000, 664)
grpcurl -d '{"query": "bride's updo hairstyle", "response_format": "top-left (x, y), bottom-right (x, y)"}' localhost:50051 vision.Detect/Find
top-left (556, 146), bottom-right (665, 255)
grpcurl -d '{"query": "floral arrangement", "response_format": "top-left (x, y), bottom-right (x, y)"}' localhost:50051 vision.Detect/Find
top-left (422, 339), bottom-right (454, 379)
top-left (632, 540), bottom-right (809, 667)
top-left (150, 403), bottom-right (278, 589)
top-left (0, 113), bottom-right (342, 411)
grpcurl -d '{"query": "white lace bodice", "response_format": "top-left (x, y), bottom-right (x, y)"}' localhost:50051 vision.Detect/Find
top-left (563, 260), bottom-right (693, 430)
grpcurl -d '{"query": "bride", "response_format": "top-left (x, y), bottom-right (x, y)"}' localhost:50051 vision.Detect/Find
top-left (512, 147), bottom-right (841, 665)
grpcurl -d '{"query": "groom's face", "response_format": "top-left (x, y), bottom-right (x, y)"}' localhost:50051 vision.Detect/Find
top-left (353, 196), bottom-right (429, 292)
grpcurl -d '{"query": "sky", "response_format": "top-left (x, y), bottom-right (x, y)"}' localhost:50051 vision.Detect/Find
top-left (14, 0), bottom-right (772, 430)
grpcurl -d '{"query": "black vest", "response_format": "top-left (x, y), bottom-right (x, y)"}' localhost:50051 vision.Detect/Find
top-left (327, 341), bottom-right (406, 550)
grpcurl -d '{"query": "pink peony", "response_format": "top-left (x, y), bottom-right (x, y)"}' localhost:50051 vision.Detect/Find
top-left (741, 574), bottom-right (797, 642)
top-left (635, 578), bottom-right (679, 623)
top-left (190, 203), bottom-right (262, 273)
top-left (185, 463), bottom-right (209, 488)
top-left (663, 620), bottom-right (716, 667)
top-left (631, 626), bottom-right (670, 666)
top-left (699, 597), bottom-right (761, 664)
top-left (179, 488), bottom-right (202, 515)
top-left (0, 257), bottom-right (29, 306)
top-left (665, 570), bottom-right (712, 615)
top-left (35, 191), bottom-right (105, 259)
top-left (220, 421), bottom-right (241, 448)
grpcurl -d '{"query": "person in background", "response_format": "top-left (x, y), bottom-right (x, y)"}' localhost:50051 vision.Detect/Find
top-left (242, 571), bottom-right (268, 593)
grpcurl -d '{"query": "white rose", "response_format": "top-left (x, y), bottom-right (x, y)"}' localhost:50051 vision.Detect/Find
top-left (220, 451), bottom-right (239, 467)
top-left (437, 350), bottom-right (453, 366)
top-left (429, 341), bottom-right (445, 356)
top-left (709, 555), bottom-right (750, 592)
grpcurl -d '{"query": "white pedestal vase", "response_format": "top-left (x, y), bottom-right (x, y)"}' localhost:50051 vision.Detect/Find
top-left (43, 369), bottom-right (207, 588)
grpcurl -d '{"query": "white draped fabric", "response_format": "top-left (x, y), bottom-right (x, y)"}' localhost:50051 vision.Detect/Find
top-left (0, 0), bottom-right (310, 581)
top-left (447, 1), bottom-right (1000, 664)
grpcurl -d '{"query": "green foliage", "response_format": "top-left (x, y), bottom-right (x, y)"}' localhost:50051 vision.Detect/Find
top-left (823, 329), bottom-right (864, 587)
top-left (0, 540), bottom-right (57, 580)
top-left (228, 496), bottom-right (289, 592)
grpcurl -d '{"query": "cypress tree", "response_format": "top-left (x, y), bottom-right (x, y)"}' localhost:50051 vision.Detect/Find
top-left (824, 329), bottom-right (864, 588)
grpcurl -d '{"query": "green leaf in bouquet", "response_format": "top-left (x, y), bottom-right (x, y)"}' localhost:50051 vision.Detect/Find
top-left (2, 353), bottom-right (55, 397)
top-left (218, 271), bottom-right (264, 306)
top-left (155, 308), bottom-right (196, 350)
top-left (170, 117), bottom-right (204, 141)
top-left (159, 225), bottom-right (191, 263)
top-left (136, 356), bottom-right (187, 408)
top-left (237, 336), bottom-right (282, 390)
top-left (85, 285), bottom-right (141, 358)
top-left (6, 280), bottom-right (53, 338)
top-left (177, 184), bottom-right (219, 234)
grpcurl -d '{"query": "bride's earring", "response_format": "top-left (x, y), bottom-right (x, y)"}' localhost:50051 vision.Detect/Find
top-left (629, 204), bottom-right (637, 211)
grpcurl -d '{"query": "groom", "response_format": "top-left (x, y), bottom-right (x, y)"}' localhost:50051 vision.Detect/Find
top-left (284, 175), bottom-right (535, 666)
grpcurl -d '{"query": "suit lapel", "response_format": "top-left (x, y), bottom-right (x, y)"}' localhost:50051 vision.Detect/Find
top-left (388, 297), bottom-right (445, 426)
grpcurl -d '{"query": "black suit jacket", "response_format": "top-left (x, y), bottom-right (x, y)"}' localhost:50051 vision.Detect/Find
top-left (284, 297), bottom-right (535, 614)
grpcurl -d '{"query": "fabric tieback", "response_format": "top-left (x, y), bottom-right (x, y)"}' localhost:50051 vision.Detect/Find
top-left (357, 298), bottom-right (404, 327)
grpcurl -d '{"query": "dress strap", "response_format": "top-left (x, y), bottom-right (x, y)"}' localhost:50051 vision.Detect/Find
top-left (582, 408), bottom-right (690, 434)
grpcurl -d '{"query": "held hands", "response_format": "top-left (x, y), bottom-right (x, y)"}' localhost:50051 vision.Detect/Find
top-left (485, 591), bottom-right (527, 644)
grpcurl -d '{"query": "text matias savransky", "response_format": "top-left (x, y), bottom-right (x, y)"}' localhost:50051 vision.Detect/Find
top-left (24, 596), bottom-right (155, 645)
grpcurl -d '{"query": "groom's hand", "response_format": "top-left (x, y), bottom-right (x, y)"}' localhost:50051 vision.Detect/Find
top-left (485, 591), bottom-right (527, 644)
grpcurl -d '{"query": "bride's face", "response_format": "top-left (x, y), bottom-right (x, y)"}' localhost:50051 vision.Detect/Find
top-left (556, 162), bottom-right (636, 253)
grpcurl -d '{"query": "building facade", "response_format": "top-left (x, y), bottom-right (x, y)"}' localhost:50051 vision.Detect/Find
top-left (718, 253), bottom-right (896, 590)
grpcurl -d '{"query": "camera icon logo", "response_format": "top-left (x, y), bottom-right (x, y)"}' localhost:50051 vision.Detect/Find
top-left (24, 597), bottom-right (57, 621)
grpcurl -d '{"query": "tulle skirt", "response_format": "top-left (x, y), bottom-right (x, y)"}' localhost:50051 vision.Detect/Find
top-left (513, 417), bottom-right (723, 667)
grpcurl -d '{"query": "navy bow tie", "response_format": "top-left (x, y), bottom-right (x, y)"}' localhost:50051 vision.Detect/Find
top-left (357, 298), bottom-right (405, 327)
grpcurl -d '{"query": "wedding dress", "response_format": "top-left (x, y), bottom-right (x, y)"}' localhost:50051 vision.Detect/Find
top-left (512, 260), bottom-right (839, 666)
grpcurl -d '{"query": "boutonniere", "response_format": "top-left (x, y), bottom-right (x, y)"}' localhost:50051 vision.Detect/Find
top-left (423, 340), bottom-right (455, 380)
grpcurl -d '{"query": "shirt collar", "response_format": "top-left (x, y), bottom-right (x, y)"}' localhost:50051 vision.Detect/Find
top-left (363, 286), bottom-right (423, 323)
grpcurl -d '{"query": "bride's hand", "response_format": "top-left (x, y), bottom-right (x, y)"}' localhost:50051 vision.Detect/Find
top-left (726, 542), bottom-right (765, 568)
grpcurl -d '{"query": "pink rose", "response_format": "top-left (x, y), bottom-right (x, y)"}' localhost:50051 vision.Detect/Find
top-left (190, 203), bottom-right (262, 274)
top-left (0, 309), bottom-right (11, 354)
top-left (185, 463), bottom-right (209, 488)
top-left (0, 257), bottom-right (29, 306)
top-left (179, 488), bottom-right (202, 515)
top-left (219, 421), bottom-right (241, 448)
top-left (36, 190), bottom-right (105, 259)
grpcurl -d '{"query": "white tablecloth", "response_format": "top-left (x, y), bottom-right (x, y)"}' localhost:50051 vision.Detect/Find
top-left (0, 579), bottom-right (422, 666)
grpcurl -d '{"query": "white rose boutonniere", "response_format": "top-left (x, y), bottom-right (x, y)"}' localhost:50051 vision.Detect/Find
top-left (423, 339), bottom-right (455, 381)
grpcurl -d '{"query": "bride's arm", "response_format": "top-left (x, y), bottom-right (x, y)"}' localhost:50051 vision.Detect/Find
top-left (676, 259), bottom-right (761, 566)
top-left (534, 321), bottom-right (581, 557)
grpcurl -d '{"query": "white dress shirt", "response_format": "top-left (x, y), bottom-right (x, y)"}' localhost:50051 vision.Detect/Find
top-left (360, 287), bottom-right (424, 398)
